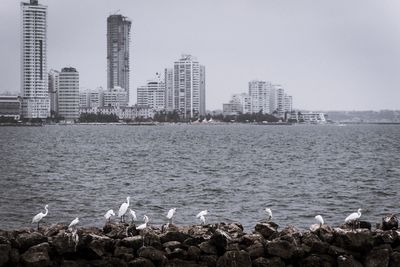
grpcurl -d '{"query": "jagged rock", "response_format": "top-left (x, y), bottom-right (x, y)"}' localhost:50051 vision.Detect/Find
top-left (183, 237), bottom-right (205, 247)
top-left (163, 241), bottom-right (182, 250)
top-left (255, 222), bottom-right (278, 240)
top-left (198, 241), bottom-right (217, 255)
top-left (314, 225), bottom-right (334, 243)
top-left (119, 236), bottom-right (143, 251)
top-left (266, 239), bottom-right (296, 259)
top-left (382, 215), bottom-right (398, 230)
top-left (21, 242), bottom-right (51, 267)
top-left (0, 243), bottom-right (11, 266)
top-left (187, 246), bottom-right (201, 260)
top-left (239, 234), bottom-right (264, 247)
top-left (103, 222), bottom-right (130, 239)
top-left (43, 223), bottom-right (67, 237)
top-left (252, 256), bottom-right (285, 267)
top-left (373, 230), bottom-right (397, 246)
top-left (300, 254), bottom-right (335, 267)
top-left (138, 246), bottom-right (167, 263)
top-left (51, 231), bottom-right (77, 255)
top-left (88, 238), bottom-right (113, 258)
top-left (246, 241), bottom-right (265, 259)
top-left (128, 257), bottom-right (155, 267)
top-left (364, 245), bottom-right (391, 267)
top-left (61, 259), bottom-right (90, 267)
top-left (337, 255), bottom-right (363, 267)
top-left (16, 232), bottom-right (48, 251)
top-left (390, 251), bottom-right (400, 267)
top-left (210, 230), bottom-right (228, 256)
top-left (302, 232), bottom-right (329, 254)
top-left (327, 245), bottom-right (348, 257)
top-left (200, 255), bottom-right (218, 267)
top-left (9, 248), bottom-right (20, 266)
top-left (341, 221), bottom-right (372, 231)
top-left (165, 259), bottom-right (206, 267)
top-left (333, 228), bottom-right (373, 252)
top-left (188, 225), bottom-right (212, 238)
top-left (216, 250), bottom-right (251, 267)
top-left (220, 223), bottom-right (244, 238)
top-left (113, 245), bottom-right (134, 262)
top-left (144, 232), bottom-right (162, 248)
top-left (161, 231), bottom-right (191, 243)
top-left (166, 248), bottom-right (187, 260)
top-left (280, 225), bottom-right (302, 239)
top-left (226, 243), bottom-right (240, 251)
top-left (89, 257), bottom-right (127, 267)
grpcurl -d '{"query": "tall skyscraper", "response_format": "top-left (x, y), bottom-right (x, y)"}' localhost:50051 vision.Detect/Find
top-left (107, 14), bottom-right (131, 102)
top-left (248, 80), bottom-right (271, 114)
top-left (137, 78), bottom-right (166, 111)
top-left (58, 67), bottom-right (79, 121)
top-left (164, 68), bottom-right (174, 112)
top-left (21, 0), bottom-right (49, 119)
top-left (173, 54), bottom-right (205, 118)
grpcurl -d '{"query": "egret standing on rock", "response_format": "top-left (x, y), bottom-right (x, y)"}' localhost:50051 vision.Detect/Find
top-left (345, 208), bottom-right (362, 229)
top-left (32, 204), bottom-right (49, 230)
top-left (104, 209), bottom-right (115, 222)
top-left (118, 197), bottom-right (130, 223)
top-left (136, 215), bottom-right (149, 247)
top-left (196, 210), bottom-right (208, 225)
top-left (265, 208), bottom-right (273, 221)
top-left (166, 208), bottom-right (176, 224)
top-left (129, 209), bottom-right (137, 223)
top-left (69, 217), bottom-right (79, 231)
top-left (315, 215), bottom-right (324, 227)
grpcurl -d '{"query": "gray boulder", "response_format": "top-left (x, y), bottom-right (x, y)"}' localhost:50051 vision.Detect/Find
top-left (21, 242), bottom-right (51, 267)
top-left (216, 250), bottom-right (252, 267)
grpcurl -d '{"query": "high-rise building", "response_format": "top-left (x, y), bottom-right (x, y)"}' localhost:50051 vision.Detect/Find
top-left (248, 80), bottom-right (271, 114)
top-left (164, 68), bottom-right (174, 111)
top-left (137, 77), bottom-right (166, 111)
top-left (48, 69), bottom-right (60, 117)
top-left (173, 54), bottom-right (205, 118)
top-left (103, 87), bottom-right (128, 108)
top-left (107, 14), bottom-right (131, 102)
top-left (58, 67), bottom-right (79, 121)
top-left (21, 0), bottom-right (49, 119)
top-left (232, 93), bottom-right (251, 114)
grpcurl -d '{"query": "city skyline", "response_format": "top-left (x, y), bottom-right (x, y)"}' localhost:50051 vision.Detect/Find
top-left (1, 0), bottom-right (400, 111)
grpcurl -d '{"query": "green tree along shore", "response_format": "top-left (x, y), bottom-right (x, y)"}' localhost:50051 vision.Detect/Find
top-left (79, 113), bottom-right (119, 123)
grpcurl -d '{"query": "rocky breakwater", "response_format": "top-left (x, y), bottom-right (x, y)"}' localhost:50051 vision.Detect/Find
top-left (0, 216), bottom-right (399, 267)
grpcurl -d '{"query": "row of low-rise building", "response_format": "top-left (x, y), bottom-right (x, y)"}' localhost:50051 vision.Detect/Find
top-left (223, 80), bottom-right (293, 118)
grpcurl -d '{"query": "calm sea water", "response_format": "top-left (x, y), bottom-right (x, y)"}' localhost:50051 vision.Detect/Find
top-left (0, 124), bottom-right (399, 231)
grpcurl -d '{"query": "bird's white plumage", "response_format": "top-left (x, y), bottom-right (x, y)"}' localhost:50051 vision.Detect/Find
top-left (136, 215), bottom-right (149, 230)
top-left (167, 208), bottom-right (176, 219)
top-left (118, 197), bottom-right (130, 217)
top-left (129, 209), bottom-right (137, 221)
top-left (32, 204), bottom-right (49, 224)
top-left (69, 217), bottom-right (79, 229)
top-left (104, 209), bottom-right (115, 220)
top-left (265, 208), bottom-right (273, 220)
top-left (315, 215), bottom-right (324, 225)
top-left (345, 208), bottom-right (362, 222)
top-left (199, 215), bottom-right (206, 224)
top-left (196, 210), bottom-right (208, 218)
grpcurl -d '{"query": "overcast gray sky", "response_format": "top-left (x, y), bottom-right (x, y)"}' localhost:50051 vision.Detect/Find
top-left (1, 0), bottom-right (399, 111)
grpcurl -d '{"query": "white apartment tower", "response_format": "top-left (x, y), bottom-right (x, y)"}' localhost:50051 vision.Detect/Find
top-left (248, 80), bottom-right (271, 114)
top-left (21, 0), bottom-right (49, 119)
top-left (173, 55), bottom-right (205, 118)
top-left (137, 79), bottom-right (166, 111)
top-left (58, 67), bottom-right (79, 121)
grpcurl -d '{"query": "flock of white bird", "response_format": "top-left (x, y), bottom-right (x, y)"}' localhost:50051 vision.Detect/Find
top-left (31, 198), bottom-right (363, 232)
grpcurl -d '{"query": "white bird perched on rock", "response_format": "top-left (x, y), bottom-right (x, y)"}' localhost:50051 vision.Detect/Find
top-left (129, 209), bottom-right (137, 223)
top-left (136, 215), bottom-right (149, 230)
top-left (196, 210), bottom-right (208, 225)
top-left (69, 217), bottom-right (79, 231)
top-left (315, 215), bottom-right (324, 227)
top-left (265, 208), bottom-right (273, 221)
top-left (118, 197), bottom-right (130, 223)
top-left (166, 208), bottom-right (176, 224)
top-left (345, 208), bottom-right (362, 223)
top-left (104, 209), bottom-right (115, 221)
top-left (32, 204), bottom-right (49, 230)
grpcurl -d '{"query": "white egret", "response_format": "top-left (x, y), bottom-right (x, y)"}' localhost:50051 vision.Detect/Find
top-left (166, 208), bottom-right (176, 224)
top-left (104, 209), bottom-right (115, 221)
top-left (136, 215), bottom-right (149, 247)
top-left (118, 197), bottom-right (130, 223)
top-left (199, 215), bottom-right (206, 225)
top-left (265, 208), bottom-right (273, 221)
top-left (345, 209), bottom-right (362, 223)
top-left (196, 210), bottom-right (208, 225)
top-left (69, 217), bottom-right (79, 231)
top-left (315, 215), bottom-right (324, 227)
top-left (32, 204), bottom-right (49, 230)
top-left (129, 209), bottom-right (137, 223)
top-left (71, 229), bottom-right (79, 251)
